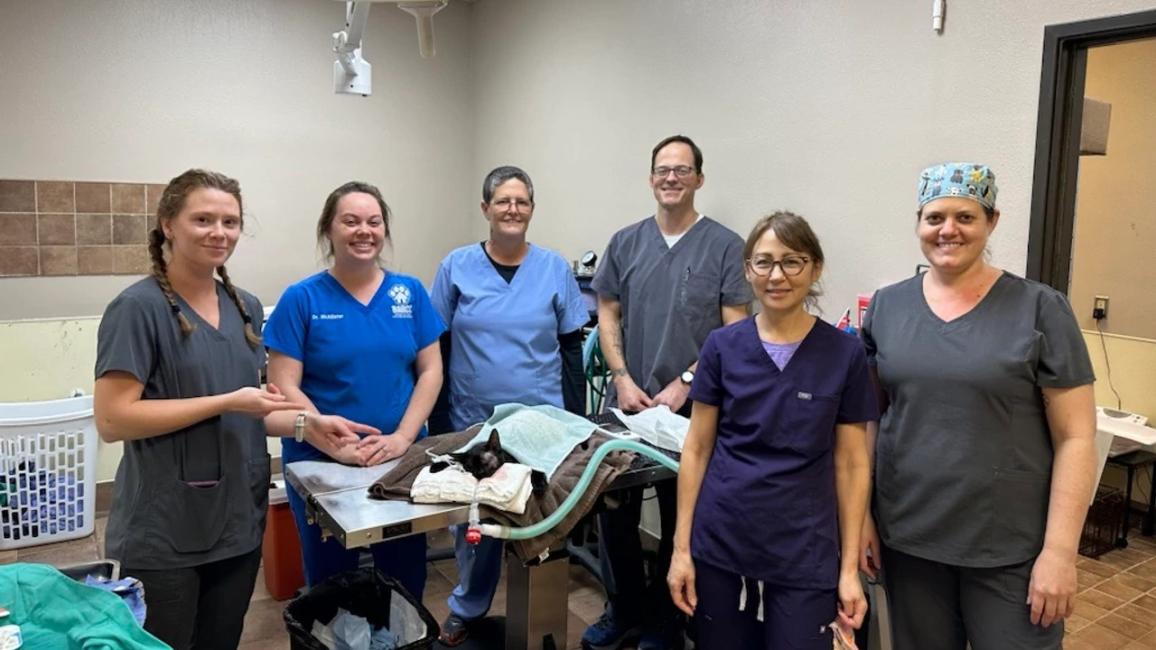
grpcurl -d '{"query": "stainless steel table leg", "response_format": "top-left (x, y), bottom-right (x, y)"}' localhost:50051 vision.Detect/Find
top-left (505, 549), bottom-right (570, 650)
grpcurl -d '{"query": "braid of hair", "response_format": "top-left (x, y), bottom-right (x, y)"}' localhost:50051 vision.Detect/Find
top-left (148, 228), bottom-right (195, 337)
top-left (217, 264), bottom-right (261, 348)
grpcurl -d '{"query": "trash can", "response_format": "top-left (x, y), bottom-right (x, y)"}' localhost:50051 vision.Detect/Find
top-left (284, 568), bottom-right (439, 650)
top-left (263, 479), bottom-right (305, 600)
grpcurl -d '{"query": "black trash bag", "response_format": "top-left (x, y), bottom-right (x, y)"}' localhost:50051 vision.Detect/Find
top-left (284, 568), bottom-right (439, 650)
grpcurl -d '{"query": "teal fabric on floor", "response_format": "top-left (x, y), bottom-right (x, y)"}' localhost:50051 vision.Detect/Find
top-left (455, 403), bottom-right (594, 480)
top-left (0, 562), bottom-right (171, 649)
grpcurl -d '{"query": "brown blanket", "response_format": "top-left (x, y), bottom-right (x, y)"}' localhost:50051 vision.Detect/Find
top-left (368, 427), bottom-right (634, 561)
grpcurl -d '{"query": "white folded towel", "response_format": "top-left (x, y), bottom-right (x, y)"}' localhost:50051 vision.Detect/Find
top-left (410, 462), bottom-right (534, 515)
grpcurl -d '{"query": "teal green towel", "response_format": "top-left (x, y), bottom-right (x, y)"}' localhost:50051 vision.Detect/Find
top-left (0, 562), bottom-right (170, 649)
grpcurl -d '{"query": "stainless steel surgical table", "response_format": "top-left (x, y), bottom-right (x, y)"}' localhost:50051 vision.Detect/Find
top-left (285, 443), bottom-right (676, 650)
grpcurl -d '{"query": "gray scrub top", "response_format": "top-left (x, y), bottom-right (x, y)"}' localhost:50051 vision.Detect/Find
top-left (95, 278), bottom-right (269, 569)
top-left (862, 272), bottom-right (1094, 567)
top-left (592, 216), bottom-right (751, 398)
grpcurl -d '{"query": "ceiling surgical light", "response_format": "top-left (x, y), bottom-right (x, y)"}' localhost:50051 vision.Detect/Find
top-left (332, 0), bottom-right (448, 96)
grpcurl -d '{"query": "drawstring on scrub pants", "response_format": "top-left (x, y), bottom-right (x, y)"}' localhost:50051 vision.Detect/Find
top-left (738, 576), bottom-right (765, 622)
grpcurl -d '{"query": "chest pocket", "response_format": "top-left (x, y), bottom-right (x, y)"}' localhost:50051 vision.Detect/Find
top-left (680, 271), bottom-right (720, 311)
top-left (776, 391), bottom-right (839, 457)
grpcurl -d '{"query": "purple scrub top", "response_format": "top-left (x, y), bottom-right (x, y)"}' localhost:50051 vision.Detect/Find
top-left (688, 316), bottom-right (877, 589)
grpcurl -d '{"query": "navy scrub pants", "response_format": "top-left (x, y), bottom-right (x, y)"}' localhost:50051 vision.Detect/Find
top-left (693, 559), bottom-right (836, 649)
top-left (881, 546), bottom-right (1063, 650)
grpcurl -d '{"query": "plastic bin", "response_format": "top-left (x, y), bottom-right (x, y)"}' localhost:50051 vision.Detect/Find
top-left (284, 568), bottom-right (439, 650)
top-left (263, 479), bottom-right (306, 600)
top-left (0, 395), bottom-right (97, 550)
top-left (57, 558), bottom-right (121, 582)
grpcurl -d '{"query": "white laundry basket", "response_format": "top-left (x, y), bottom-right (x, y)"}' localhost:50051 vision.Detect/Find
top-left (0, 395), bottom-right (97, 550)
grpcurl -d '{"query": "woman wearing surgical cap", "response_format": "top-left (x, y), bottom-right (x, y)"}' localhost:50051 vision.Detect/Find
top-left (859, 163), bottom-right (1096, 648)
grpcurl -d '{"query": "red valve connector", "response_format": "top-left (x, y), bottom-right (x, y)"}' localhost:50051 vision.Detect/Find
top-left (466, 527), bottom-right (482, 545)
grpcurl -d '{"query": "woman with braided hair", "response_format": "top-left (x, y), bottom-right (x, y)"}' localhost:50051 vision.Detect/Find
top-left (94, 169), bottom-right (304, 649)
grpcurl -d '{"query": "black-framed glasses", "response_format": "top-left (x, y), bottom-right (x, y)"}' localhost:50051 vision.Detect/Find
top-left (651, 165), bottom-right (696, 179)
top-left (747, 255), bottom-right (810, 277)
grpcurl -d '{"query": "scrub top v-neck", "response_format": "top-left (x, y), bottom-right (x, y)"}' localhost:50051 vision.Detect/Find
top-left (591, 216), bottom-right (751, 396)
top-left (431, 242), bottom-right (587, 431)
top-left (95, 278), bottom-right (269, 569)
top-left (688, 316), bottom-right (876, 589)
top-left (264, 270), bottom-right (446, 464)
top-left (862, 271), bottom-right (1095, 567)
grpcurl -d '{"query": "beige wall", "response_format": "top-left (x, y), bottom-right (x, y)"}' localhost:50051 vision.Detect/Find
top-left (0, 0), bottom-right (480, 479)
top-left (1070, 38), bottom-right (1156, 337)
top-left (6, 1), bottom-right (1156, 481)
top-left (1085, 331), bottom-right (1156, 420)
top-left (469, 0), bottom-right (1156, 317)
top-left (0, 0), bottom-right (478, 319)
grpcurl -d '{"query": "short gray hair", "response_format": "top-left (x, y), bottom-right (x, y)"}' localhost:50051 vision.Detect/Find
top-left (482, 166), bottom-right (534, 204)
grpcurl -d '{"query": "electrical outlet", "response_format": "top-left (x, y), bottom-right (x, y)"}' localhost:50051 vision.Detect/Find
top-left (1093, 295), bottom-right (1109, 321)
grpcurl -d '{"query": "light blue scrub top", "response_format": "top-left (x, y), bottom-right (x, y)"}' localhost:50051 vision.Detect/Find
top-left (431, 243), bottom-right (588, 431)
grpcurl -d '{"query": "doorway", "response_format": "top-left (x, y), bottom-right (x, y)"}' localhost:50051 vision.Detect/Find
top-left (1027, 8), bottom-right (1156, 290)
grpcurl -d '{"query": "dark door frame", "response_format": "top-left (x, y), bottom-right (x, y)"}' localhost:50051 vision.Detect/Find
top-left (1027, 9), bottom-right (1156, 290)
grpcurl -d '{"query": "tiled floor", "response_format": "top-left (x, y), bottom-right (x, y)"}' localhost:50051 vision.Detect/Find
top-left (5, 518), bottom-right (1156, 649)
top-left (1064, 534), bottom-right (1156, 649)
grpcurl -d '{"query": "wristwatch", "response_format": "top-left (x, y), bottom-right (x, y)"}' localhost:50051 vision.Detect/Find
top-left (294, 412), bottom-right (308, 443)
top-left (680, 370), bottom-right (695, 385)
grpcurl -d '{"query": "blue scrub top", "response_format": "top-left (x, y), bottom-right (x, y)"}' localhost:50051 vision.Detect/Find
top-left (264, 271), bottom-right (446, 464)
top-left (688, 316), bottom-right (877, 589)
top-left (431, 243), bottom-right (588, 431)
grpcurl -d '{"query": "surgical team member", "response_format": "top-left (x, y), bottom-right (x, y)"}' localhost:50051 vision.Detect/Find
top-left (860, 163), bottom-right (1096, 649)
top-left (264, 181), bottom-right (445, 600)
top-left (94, 169), bottom-right (302, 649)
top-left (585, 135), bottom-right (751, 650)
top-left (430, 165), bottom-right (588, 646)
top-left (667, 212), bottom-right (873, 649)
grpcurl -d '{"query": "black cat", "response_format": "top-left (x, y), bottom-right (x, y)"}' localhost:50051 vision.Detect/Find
top-left (431, 429), bottom-right (547, 493)
top-left (452, 429), bottom-right (511, 480)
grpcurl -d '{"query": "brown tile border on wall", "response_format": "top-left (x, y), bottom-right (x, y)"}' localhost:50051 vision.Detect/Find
top-left (0, 179), bottom-right (159, 277)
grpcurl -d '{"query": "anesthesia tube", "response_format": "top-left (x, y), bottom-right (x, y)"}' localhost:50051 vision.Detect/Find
top-left (467, 439), bottom-right (679, 542)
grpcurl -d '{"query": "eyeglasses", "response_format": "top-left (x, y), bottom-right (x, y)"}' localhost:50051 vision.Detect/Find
top-left (651, 165), bottom-right (697, 179)
top-left (490, 197), bottom-right (533, 212)
top-left (747, 255), bottom-right (810, 277)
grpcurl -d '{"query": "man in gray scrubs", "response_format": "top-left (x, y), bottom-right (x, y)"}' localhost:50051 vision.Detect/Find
top-left (583, 135), bottom-right (750, 650)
